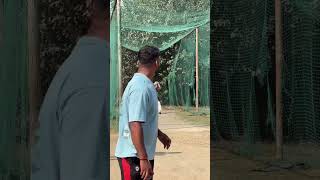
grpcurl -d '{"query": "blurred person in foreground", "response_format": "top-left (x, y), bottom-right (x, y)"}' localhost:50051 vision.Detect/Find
top-left (31, 0), bottom-right (110, 179)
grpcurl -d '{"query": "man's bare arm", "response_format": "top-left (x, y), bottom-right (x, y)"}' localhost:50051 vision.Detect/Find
top-left (158, 129), bottom-right (171, 149)
top-left (129, 122), bottom-right (148, 159)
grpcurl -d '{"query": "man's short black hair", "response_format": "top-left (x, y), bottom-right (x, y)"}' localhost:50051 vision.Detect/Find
top-left (138, 46), bottom-right (160, 65)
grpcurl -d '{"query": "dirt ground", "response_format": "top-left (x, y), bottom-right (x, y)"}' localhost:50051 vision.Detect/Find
top-left (110, 107), bottom-right (210, 180)
top-left (212, 146), bottom-right (320, 180)
top-left (110, 107), bottom-right (320, 180)
top-left (212, 139), bottom-right (320, 180)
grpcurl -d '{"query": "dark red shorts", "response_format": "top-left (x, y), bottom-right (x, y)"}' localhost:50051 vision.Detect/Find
top-left (117, 157), bottom-right (154, 180)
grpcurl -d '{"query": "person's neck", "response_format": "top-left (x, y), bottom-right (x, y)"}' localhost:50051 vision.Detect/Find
top-left (87, 29), bottom-right (109, 43)
top-left (137, 69), bottom-right (154, 80)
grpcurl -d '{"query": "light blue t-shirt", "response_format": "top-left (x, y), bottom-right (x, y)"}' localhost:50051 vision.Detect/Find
top-left (115, 73), bottom-right (158, 160)
top-left (31, 36), bottom-right (109, 180)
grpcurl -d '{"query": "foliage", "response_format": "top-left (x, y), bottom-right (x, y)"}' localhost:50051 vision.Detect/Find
top-left (40, 0), bottom-right (178, 105)
top-left (39, 0), bottom-right (89, 99)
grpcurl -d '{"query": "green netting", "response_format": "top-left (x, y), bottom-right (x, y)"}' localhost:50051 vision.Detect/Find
top-left (212, 0), bottom-right (320, 173)
top-left (282, 0), bottom-right (320, 143)
top-left (0, 0), bottom-right (29, 179)
top-left (167, 31), bottom-right (196, 107)
top-left (212, 0), bottom-right (273, 143)
top-left (119, 0), bottom-right (209, 51)
top-left (167, 23), bottom-right (210, 108)
top-left (110, 8), bottom-right (120, 120)
top-left (110, 0), bottom-right (210, 120)
top-left (122, 29), bottom-right (193, 52)
top-left (198, 24), bottom-right (210, 106)
top-left (120, 0), bottom-right (209, 33)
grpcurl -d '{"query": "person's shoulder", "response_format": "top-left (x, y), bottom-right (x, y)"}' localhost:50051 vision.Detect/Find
top-left (131, 75), bottom-right (151, 88)
top-left (125, 82), bottom-right (148, 98)
top-left (62, 51), bottom-right (108, 88)
top-left (129, 84), bottom-right (148, 93)
top-left (133, 74), bottom-right (152, 85)
top-left (67, 37), bottom-right (108, 70)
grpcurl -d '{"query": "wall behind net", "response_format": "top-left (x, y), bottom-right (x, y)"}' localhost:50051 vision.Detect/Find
top-left (0, 0), bottom-right (29, 179)
top-left (110, 0), bottom-right (210, 120)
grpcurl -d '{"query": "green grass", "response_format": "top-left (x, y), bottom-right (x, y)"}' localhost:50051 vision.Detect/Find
top-left (163, 106), bottom-right (210, 126)
top-left (110, 106), bottom-right (210, 132)
top-left (176, 109), bottom-right (210, 126)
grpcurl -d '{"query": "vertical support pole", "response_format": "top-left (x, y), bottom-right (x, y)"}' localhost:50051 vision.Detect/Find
top-left (27, 0), bottom-right (40, 179)
top-left (117, 0), bottom-right (122, 104)
top-left (0, 0), bottom-right (3, 45)
top-left (28, 0), bottom-right (40, 147)
top-left (275, 0), bottom-right (283, 160)
top-left (195, 28), bottom-right (199, 111)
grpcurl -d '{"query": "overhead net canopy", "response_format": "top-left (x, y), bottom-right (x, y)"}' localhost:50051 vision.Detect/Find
top-left (110, 0), bottom-right (210, 119)
top-left (0, 0), bottom-right (29, 179)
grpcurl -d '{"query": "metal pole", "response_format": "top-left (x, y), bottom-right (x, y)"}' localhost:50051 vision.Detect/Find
top-left (195, 28), bottom-right (199, 111)
top-left (275, 0), bottom-right (283, 160)
top-left (117, 0), bottom-right (122, 104)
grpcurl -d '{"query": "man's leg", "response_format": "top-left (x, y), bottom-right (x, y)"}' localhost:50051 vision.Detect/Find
top-left (117, 158), bottom-right (125, 180)
top-left (118, 157), bottom-right (155, 180)
top-left (117, 157), bottom-right (142, 180)
top-left (150, 160), bottom-right (155, 180)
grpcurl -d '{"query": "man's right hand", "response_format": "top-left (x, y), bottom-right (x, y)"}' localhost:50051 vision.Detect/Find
top-left (140, 159), bottom-right (154, 180)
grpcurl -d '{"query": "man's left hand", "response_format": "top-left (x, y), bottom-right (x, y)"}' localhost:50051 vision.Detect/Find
top-left (158, 131), bottom-right (171, 149)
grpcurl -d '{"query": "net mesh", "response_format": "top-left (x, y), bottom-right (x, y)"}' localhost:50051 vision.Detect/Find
top-left (110, 8), bottom-right (120, 121)
top-left (0, 0), bottom-right (29, 179)
top-left (110, 0), bottom-right (210, 122)
top-left (212, 0), bottom-right (320, 175)
top-left (282, 0), bottom-right (320, 143)
top-left (212, 0), bottom-right (273, 143)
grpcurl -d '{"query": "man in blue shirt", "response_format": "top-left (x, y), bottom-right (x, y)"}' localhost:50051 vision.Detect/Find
top-left (31, 1), bottom-right (109, 180)
top-left (115, 46), bottom-right (171, 180)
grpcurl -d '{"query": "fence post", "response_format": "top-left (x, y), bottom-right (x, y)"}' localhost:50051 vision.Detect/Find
top-left (117, 0), bottom-right (122, 102)
top-left (195, 28), bottom-right (199, 111)
top-left (275, 0), bottom-right (284, 160)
